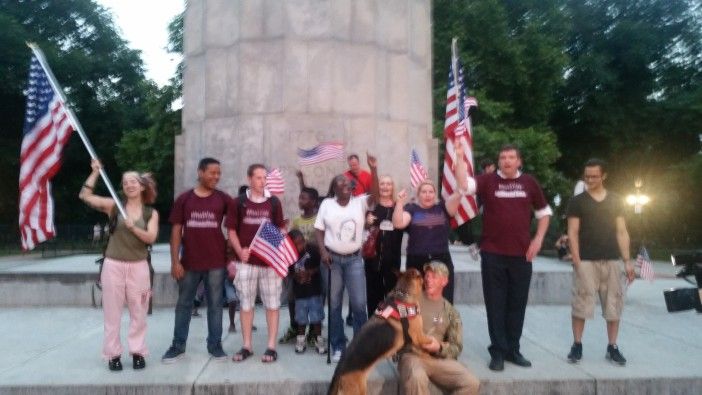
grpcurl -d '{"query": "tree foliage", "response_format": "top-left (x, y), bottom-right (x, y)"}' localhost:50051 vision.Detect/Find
top-left (0, 0), bottom-right (154, 227)
top-left (433, 0), bottom-right (702, 244)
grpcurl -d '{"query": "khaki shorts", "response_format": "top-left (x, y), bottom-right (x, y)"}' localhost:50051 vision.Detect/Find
top-left (234, 262), bottom-right (282, 311)
top-left (571, 260), bottom-right (626, 321)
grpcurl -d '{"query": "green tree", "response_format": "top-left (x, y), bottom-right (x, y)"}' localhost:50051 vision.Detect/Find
top-left (0, 0), bottom-right (154, 228)
top-left (432, 0), bottom-right (570, 202)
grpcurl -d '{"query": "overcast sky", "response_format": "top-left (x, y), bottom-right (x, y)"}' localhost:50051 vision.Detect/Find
top-left (97, 0), bottom-right (185, 87)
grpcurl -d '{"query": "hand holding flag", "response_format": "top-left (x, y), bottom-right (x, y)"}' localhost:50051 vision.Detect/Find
top-left (249, 220), bottom-right (299, 278)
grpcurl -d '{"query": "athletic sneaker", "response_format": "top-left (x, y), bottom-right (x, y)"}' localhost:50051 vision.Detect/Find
top-left (606, 344), bottom-right (627, 366)
top-left (161, 346), bottom-right (185, 364)
top-left (332, 349), bottom-right (342, 363)
top-left (295, 335), bottom-right (307, 354)
top-left (567, 342), bottom-right (582, 363)
top-left (315, 336), bottom-right (327, 355)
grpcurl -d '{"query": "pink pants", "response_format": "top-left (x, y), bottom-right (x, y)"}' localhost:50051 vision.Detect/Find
top-left (101, 257), bottom-right (151, 360)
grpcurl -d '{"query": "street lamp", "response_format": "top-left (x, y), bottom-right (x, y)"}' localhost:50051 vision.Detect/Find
top-left (626, 178), bottom-right (650, 214)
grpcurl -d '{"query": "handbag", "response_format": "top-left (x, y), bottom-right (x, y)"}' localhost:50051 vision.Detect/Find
top-left (362, 226), bottom-right (380, 259)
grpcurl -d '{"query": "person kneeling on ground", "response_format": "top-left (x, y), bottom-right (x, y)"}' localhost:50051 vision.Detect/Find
top-left (398, 261), bottom-right (480, 395)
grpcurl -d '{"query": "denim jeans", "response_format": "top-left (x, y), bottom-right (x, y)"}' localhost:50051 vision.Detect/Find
top-left (329, 252), bottom-right (367, 352)
top-left (171, 268), bottom-right (225, 351)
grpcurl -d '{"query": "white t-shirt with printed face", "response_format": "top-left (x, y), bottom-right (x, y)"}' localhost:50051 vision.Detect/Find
top-left (314, 195), bottom-right (369, 254)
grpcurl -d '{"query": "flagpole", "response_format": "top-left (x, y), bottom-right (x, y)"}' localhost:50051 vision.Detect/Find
top-left (27, 43), bottom-right (127, 219)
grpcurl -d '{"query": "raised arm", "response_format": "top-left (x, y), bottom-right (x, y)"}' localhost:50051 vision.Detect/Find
top-left (78, 159), bottom-right (115, 215)
top-left (392, 189), bottom-right (412, 229)
top-left (366, 152), bottom-right (380, 207)
top-left (296, 170), bottom-right (307, 189)
top-left (444, 142), bottom-right (467, 216)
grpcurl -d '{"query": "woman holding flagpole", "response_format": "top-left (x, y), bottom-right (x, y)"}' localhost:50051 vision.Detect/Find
top-left (392, 144), bottom-right (468, 303)
top-left (79, 159), bottom-right (159, 371)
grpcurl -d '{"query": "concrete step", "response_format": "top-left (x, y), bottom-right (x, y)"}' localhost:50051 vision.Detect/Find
top-left (0, 245), bottom-right (575, 307)
top-left (1, 278), bottom-right (700, 395)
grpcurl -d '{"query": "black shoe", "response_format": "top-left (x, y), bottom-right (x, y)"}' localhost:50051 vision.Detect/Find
top-left (133, 354), bottom-right (146, 370)
top-left (505, 352), bottom-right (532, 367)
top-left (567, 342), bottom-right (582, 363)
top-left (606, 344), bottom-right (627, 366)
top-left (488, 355), bottom-right (504, 371)
top-left (108, 356), bottom-right (123, 371)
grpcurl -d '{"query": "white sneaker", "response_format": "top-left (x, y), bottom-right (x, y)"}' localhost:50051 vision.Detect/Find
top-left (332, 349), bottom-right (342, 363)
top-left (295, 335), bottom-right (306, 354)
top-left (315, 335), bottom-right (327, 354)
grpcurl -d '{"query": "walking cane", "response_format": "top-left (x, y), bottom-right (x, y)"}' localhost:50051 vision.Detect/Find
top-left (327, 263), bottom-right (332, 364)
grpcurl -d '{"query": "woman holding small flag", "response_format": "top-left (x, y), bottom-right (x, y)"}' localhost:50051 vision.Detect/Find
top-left (79, 159), bottom-right (159, 371)
top-left (392, 144), bottom-right (468, 303)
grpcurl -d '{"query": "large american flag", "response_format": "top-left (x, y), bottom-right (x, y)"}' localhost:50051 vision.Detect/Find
top-left (297, 142), bottom-right (344, 165)
top-left (265, 167), bottom-right (285, 195)
top-left (410, 149), bottom-right (429, 188)
top-left (636, 246), bottom-right (655, 282)
top-left (249, 220), bottom-right (299, 278)
top-left (19, 55), bottom-right (75, 250)
top-left (441, 40), bottom-right (478, 228)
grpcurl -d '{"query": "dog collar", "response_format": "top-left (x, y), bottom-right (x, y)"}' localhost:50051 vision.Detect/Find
top-left (375, 300), bottom-right (420, 319)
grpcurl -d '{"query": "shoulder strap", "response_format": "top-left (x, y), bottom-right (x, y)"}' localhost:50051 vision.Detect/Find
top-left (142, 205), bottom-right (153, 225)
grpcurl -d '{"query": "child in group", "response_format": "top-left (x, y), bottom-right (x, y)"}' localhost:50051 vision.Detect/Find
top-left (288, 229), bottom-right (326, 354)
top-left (280, 181), bottom-right (320, 344)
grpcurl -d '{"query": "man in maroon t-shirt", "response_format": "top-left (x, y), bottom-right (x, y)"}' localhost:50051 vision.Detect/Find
top-left (228, 164), bottom-right (286, 363)
top-left (344, 154), bottom-right (372, 196)
top-left (162, 157), bottom-right (234, 363)
top-left (465, 144), bottom-right (552, 372)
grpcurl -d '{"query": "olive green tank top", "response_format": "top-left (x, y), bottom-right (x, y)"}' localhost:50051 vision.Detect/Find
top-left (104, 211), bottom-right (149, 262)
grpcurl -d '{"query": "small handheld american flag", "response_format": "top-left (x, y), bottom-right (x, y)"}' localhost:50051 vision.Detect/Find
top-left (410, 149), bottom-right (429, 188)
top-left (636, 246), bottom-right (655, 282)
top-left (297, 142), bottom-right (344, 165)
top-left (249, 220), bottom-right (299, 278)
top-left (265, 168), bottom-right (285, 195)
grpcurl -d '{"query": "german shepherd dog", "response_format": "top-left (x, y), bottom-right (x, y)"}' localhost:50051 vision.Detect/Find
top-left (327, 268), bottom-right (433, 395)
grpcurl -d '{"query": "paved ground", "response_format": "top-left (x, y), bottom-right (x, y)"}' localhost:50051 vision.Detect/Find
top-left (0, 268), bottom-right (700, 393)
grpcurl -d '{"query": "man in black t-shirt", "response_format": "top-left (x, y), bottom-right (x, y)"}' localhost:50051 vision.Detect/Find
top-left (566, 158), bottom-right (635, 366)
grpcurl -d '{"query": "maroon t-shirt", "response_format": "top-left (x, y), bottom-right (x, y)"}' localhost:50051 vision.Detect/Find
top-left (477, 173), bottom-right (549, 257)
top-left (226, 196), bottom-right (285, 266)
top-left (169, 189), bottom-right (233, 271)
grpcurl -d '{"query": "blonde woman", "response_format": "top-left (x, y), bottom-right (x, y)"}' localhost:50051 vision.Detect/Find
top-left (364, 175), bottom-right (404, 316)
top-left (393, 145), bottom-right (468, 303)
top-left (79, 159), bottom-right (159, 371)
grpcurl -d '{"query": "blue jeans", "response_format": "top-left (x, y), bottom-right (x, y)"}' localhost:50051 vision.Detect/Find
top-left (329, 252), bottom-right (367, 352)
top-left (171, 268), bottom-right (225, 351)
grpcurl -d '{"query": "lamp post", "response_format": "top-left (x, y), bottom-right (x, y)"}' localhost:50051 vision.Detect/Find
top-left (626, 178), bottom-right (650, 249)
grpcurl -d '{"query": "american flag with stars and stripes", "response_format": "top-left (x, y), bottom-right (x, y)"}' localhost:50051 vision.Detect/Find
top-left (19, 55), bottom-right (75, 250)
top-left (249, 220), bottom-right (299, 278)
top-left (636, 246), bottom-right (655, 282)
top-left (297, 142), bottom-right (344, 165)
top-left (410, 149), bottom-right (429, 188)
top-left (441, 40), bottom-right (479, 228)
top-left (265, 168), bottom-right (285, 195)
